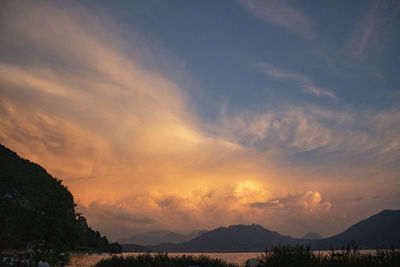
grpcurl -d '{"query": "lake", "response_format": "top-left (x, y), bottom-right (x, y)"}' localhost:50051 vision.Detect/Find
top-left (67, 252), bottom-right (262, 266)
top-left (66, 250), bottom-right (377, 266)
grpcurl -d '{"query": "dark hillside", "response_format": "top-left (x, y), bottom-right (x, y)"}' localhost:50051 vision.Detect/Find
top-left (0, 143), bottom-right (121, 262)
top-left (148, 224), bottom-right (304, 252)
top-left (316, 209), bottom-right (400, 249)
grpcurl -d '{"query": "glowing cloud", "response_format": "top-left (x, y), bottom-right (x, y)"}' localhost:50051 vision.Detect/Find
top-left (0, 1), bottom-right (399, 241)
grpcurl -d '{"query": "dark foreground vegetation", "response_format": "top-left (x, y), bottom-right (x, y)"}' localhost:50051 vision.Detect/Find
top-left (94, 253), bottom-right (237, 267)
top-left (0, 144), bottom-right (121, 266)
top-left (95, 245), bottom-right (400, 267)
top-left (258, 245), bottom-right (400, 267)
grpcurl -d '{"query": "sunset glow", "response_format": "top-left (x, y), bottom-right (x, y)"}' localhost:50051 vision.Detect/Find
top-left (1, 1), bottom-right (399, 241)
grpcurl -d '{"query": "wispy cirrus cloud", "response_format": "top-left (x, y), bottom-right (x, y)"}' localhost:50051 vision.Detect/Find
top-left (218, 104), bottom-right (400, 163)
top-left (347, 0), bottom-right (400, 59)
top-left (256, 62), bottom-right (337, 100)
top-left (237, 0), bottom-right (314, 40)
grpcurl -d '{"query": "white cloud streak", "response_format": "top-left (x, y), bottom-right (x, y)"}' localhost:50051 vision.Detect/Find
top-left (238, 0), bottom-right (314, 40)
top-left (256, 62), bottom-right (337, 100)
top-left (347, 0), bottom-right (400, 59)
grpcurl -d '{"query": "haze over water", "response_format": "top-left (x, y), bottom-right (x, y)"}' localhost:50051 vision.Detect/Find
top-left (1, 0), bottom-right (399, 242)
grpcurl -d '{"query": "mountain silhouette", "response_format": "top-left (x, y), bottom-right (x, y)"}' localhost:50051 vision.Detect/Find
top-left (119, 230), bottom-right (207, 246)
top-left (142, 210), bottom-right (400, 252)
top-left (303, 232), bottom-right (323, 240)
top-left (120, 243), bottom-right (147, 252)
top-left (147, 224), bottom-right (302, 252)
top-left (315, 209), bottom-right (400, 249)
top-left (0, 143), bottom-right (121, 256)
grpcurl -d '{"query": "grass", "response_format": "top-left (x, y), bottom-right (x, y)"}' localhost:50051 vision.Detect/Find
top-left (94, 252), bottom-right (237, 267)
top-left (94, 245), bottom-right (400, 267)
top-left (259, 244), bottom-right (400, 267)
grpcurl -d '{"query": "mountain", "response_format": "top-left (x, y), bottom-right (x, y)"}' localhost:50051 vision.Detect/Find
top-left (315, 209), bottom-right (400, 249)
top-left (119, 230), bottom-right (207, 246)
top-left (147, 210), bottom-right (400, 252)
top-left (120, 243), bottom-right (147, 252)
top-left (0, 143), bottom-right (121, 260)
top-left (303, 232), bottom-right (323, 240)
top-left (0, 143), bottom-right (76, 252)
top-left (148, 224), bottom-right (306, 252)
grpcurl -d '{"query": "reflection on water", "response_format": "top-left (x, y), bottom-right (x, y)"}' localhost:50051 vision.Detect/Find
top-left (67, 252), bottom-right (262, 266)
top-left (66, 250), bottom-right (378, 267)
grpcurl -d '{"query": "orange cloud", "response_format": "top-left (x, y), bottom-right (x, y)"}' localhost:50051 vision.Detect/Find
top-left (1, 1), bottom-right (399, 241)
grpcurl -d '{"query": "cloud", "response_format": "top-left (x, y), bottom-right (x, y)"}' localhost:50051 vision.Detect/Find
top-left (81, 202), bottom-right (154, 225)
top-left (0, 1), bottom-right (399, 241)
top-left (249, 191), bottom-right (331, 214)
top-left (79, 182), bottom-right (333, 240)
top-left (249, 200), bottom-right (282, 208)
top-left (301, 191), bottom-right (332, 213)
top-left (218, 104), bottom-right (400, 161)
top-left (347, 0), bottom-right (400, 59)
top-left (78, 202), bottom-right (155, 240)
top-left (237, 0), bottom-right (314, 40)
top-left (256, 62), bottom-right (337, 100)
top-left (0, 2), bottom-right (287, 239)
top-left (355, 197), bottom-right (364, 202)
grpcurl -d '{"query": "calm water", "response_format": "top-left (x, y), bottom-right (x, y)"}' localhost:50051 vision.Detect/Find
top-left (66, 250), bottom-right (377, 267)
top-left (67, 252), bottom-right (261, 266)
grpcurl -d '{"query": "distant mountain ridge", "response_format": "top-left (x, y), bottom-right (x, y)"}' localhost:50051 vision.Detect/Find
top-left (316, 209), bottom-right (400, 249)
top-left (146, 224), bottom-right (304, 252)
top-left (119, 230), bottom-right (207, 246)
top-left (303, 232), bottom-right (323, 240)
top-left (122, 210), bottom-right (400, 252)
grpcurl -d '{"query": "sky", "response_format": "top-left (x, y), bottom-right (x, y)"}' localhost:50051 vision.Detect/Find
top-left (1, 0), bottom-right (400, 241)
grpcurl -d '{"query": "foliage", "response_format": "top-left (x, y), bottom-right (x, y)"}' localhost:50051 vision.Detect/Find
top-left (259, 244), bottom-right (316, 267)
top-left (258, 244), bottom-right (400, 267)
top-left (94, 253), bottom-right (237, 267)
top-left (77, 225), bottom-right (122, 253)
top-left (0, 144), bottom-right (121, 264)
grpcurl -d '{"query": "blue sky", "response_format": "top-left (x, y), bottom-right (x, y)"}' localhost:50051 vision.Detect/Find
top-left (0, 0), bottom-right (399, 240)
top-left (90, 0), bottom-right (400, 113)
